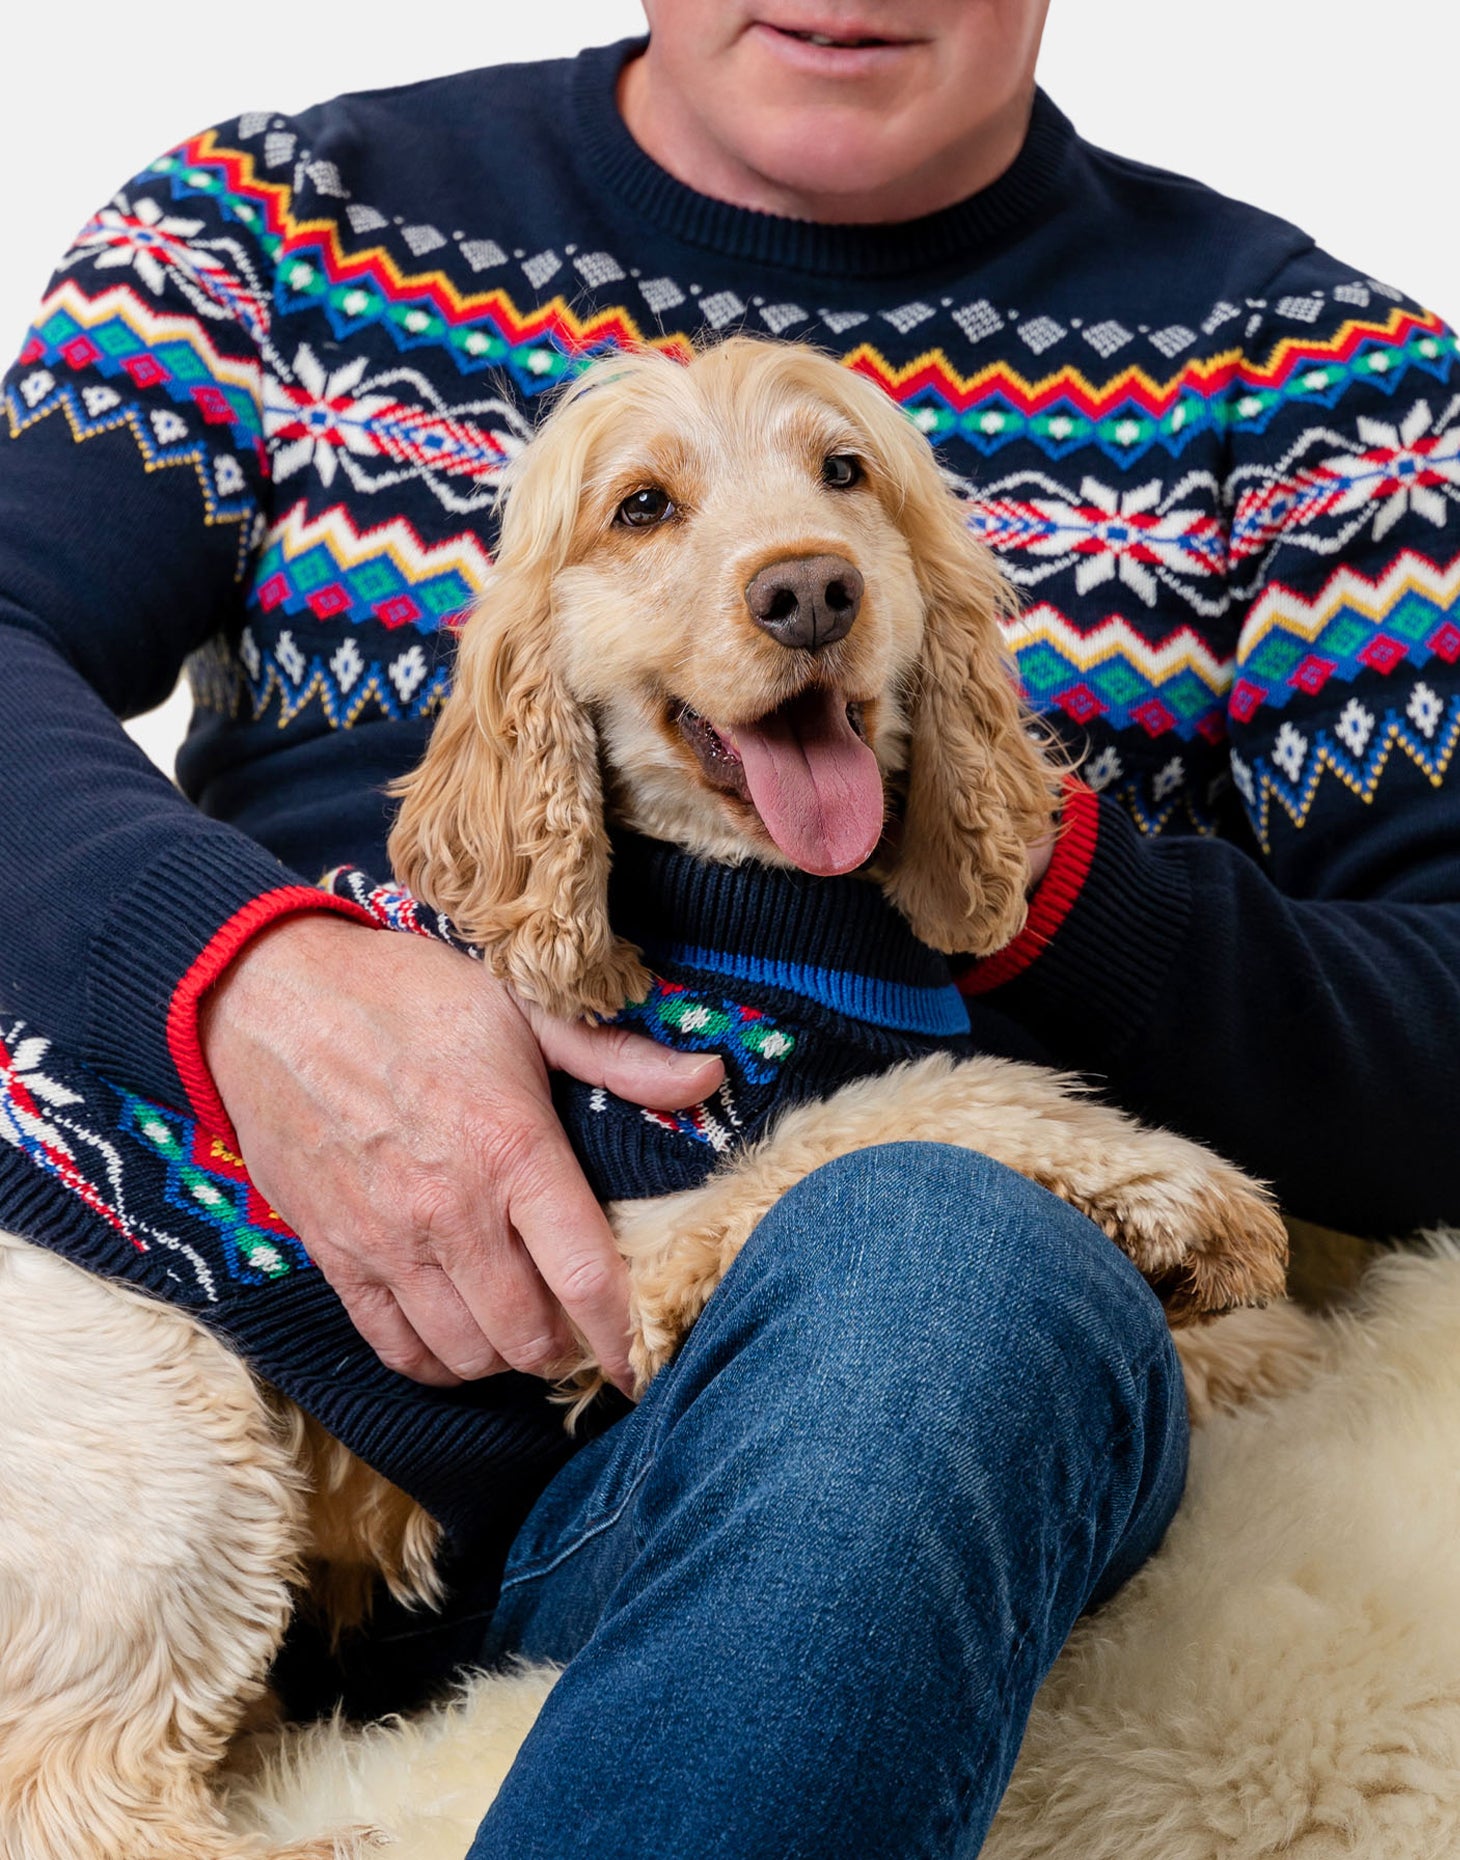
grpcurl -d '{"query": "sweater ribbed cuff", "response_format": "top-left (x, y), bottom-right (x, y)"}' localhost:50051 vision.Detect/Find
top-left (86, 831), bottom-right (377, 1130)
top-left (960, 786), bottom-right (1193, 1071)
top-left (961, 776), bottom-right (1100, 995)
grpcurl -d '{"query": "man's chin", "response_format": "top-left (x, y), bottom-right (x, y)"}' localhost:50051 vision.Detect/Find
top-left (731, 112), bottom-right (943, 220)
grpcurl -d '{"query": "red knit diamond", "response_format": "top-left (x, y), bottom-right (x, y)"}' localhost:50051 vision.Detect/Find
top-left (122, 353), bottom-right (167, 388)
top-left (1357, 633), bottom-right (1406, 673)
top-left (1289, 654), bottom-right (1335, 695)
top-left (61, 335), bottom-right (100, 369)
top-left (1229, 678), bottom-right (1267, 724)
top-left (1058, 683), bottom-right (1106, 724)
top-left (1429, 620), bottom-right (1460, 663)
top-left (191, 385), bottom-right (233, 425)
top-left (306, 584), bottom-right (351, 620)
top-left (374, 593), bottom-right (422, 629)
top-left (1133, 696), bottom-right (1176, 736)
top-left (1195, 709), bottom-right (1228, 744)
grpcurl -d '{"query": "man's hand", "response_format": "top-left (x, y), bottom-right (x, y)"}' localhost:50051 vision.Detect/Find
top-left (199, 916), bottom-right (724, 1394)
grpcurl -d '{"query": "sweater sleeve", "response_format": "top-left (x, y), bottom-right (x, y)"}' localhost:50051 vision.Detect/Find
top-left (0, 133), bottom-right (374, 1130)
top-left (964, 256), bottom-right (1460, 1236)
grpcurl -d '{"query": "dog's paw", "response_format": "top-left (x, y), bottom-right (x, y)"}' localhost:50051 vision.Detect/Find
top-left (1072, 1138), bottom-right (1288, 1324)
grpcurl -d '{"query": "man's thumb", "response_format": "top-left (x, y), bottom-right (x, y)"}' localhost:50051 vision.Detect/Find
top-left (531, 1012), bottom-right (725, 1111)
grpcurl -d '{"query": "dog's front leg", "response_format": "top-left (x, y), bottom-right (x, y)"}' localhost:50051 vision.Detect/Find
top-left (601, 1051), bottom-right (1286, 1392)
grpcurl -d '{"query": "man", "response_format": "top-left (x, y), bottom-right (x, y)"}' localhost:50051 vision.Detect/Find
top-left (1, 4), bottom-right (1456, 1853)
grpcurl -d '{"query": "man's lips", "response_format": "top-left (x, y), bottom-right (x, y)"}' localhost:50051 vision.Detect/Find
top-left (749, 20), bottom-right (921, 69)
top-left (771, 24), bottom-right (896, 47)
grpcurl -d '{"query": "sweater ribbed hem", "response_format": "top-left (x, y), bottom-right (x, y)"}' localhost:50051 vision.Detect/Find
top-left (86, 832), bottom-right (366, 1114)
top-left (989, 795), bottom-right (1193, 1072)
top-left (572, 41), bottom-right (1076, 278)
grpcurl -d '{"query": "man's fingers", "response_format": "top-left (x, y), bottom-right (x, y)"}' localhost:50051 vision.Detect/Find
top-left (534, 1011), bottom-right (725, 1110)
top-left (442, 1230), bottom-right (580, 1382)
top-left (341, 1280), bottom-right (464, 1388)
top-left (503, 1127), bottom-right (635, 1396)
top-left (389, 1261), bottom-right (520, 1383)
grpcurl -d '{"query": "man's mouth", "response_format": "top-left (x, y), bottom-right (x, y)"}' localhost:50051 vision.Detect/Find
top-left (779, 27), bottom-right (894, 47)
top-left (755, 19), bottom-right (914, 54)
top-left (675, 689), bottom-right (883, 877)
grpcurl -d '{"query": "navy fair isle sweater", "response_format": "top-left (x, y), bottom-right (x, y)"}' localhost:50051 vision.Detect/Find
top-left (2, 38), bottom-right (1460, 1543)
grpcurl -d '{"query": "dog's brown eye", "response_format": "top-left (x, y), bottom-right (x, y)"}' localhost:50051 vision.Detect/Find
top-left (822, 454), bottom-right (862, 489)
top-left (617, 486), bottom-right (675, 528)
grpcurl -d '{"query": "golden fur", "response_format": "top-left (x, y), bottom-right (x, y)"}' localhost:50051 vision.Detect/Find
top-left (232, 1247), bottom-right (1460, 1860)
top-left (0, 338), bottom-right (1288, 1858)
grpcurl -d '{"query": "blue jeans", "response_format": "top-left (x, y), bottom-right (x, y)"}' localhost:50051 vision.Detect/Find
top-left (394, 1143), bottom-right (1187, 1857)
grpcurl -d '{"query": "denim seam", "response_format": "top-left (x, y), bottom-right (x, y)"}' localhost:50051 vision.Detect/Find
top-left (498, 1451), bottom-right (658, 1592)
top-left (922, 1443), bottom-right (1131, 1858)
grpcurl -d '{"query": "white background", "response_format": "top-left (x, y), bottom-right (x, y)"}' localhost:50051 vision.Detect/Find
top-left (6, 0), bottom-right (1455, 769)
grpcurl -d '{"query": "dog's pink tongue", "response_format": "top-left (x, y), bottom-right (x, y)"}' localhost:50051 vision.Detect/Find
top-left (730, 690), bottom-right (883, 876)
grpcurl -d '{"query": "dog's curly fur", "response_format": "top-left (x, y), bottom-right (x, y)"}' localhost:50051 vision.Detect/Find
top-left (0, 338), bottom-right (1287, 1859)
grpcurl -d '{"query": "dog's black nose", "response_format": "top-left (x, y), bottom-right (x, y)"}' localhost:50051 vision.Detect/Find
top-left (745, 554), bottom-right (863, 651)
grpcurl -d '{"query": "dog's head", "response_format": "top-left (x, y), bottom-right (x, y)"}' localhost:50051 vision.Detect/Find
top-left (389, 337), bottom-right (1057, 1018)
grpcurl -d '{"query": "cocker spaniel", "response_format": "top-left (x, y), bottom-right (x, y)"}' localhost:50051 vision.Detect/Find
top-left (387, 336), bottom-right (1287, 1393)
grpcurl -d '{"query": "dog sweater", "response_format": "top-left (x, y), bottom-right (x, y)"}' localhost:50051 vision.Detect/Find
top-left (0, 835), bottom-right (1044, 1545)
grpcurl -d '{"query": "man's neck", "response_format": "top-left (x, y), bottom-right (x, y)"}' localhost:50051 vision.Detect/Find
top-left (616, 50), bottom-right (1034, 226)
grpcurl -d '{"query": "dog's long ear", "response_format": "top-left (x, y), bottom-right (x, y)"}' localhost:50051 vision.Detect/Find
top-left (850, 395), bottom-right (1058, 956)
top-left (387, 554), bottom-right (649, 1022)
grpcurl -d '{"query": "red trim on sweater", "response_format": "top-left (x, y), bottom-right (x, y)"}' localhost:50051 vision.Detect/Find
top-left (165, 888), bottom-right (378, 1141)
top-left (959, 777), bottom-right (1101, 997)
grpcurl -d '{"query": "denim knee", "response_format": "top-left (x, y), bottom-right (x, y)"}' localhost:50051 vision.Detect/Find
top-left (687, 1141), bottom-right (1185, 1535)
top-left (733, 1141), bottom-right (1171, 1382)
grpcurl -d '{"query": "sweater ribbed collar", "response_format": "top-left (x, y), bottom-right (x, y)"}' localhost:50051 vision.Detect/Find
top-left (606, 831), bottom-right (964, 1019)
top-left (570, 39), bottom-right (1076, 280)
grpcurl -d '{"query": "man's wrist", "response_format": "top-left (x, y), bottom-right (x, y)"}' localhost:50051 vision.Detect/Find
top-left (176, 895), bottom-right (379, 1139)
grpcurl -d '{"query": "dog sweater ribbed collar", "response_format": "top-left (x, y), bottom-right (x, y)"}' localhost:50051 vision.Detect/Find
top-left (605, 831), bottom-right (971, 1039)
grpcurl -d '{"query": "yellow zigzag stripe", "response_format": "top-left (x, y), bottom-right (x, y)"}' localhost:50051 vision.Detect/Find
top-left (1245, 710), bottom-right (1460, 852)
top-left (34, 281), bottom-right (263, 402)
top-left (246, 662), bottom-right (449, 731)
top-left (263, 501), bottom-right (493, 590)
top-left (1006, 602), bottom-right (1232, 691)
top-left (1238, 551), bottom-right (1460, 663)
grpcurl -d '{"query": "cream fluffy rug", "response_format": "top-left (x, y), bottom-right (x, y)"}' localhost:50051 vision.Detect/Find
top-left (227, 1240), bottom-right (1460, 1860)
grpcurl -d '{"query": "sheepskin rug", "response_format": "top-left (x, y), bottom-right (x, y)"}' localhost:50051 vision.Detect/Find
top-left (226, 1239), bottom-right (1460, 1860)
